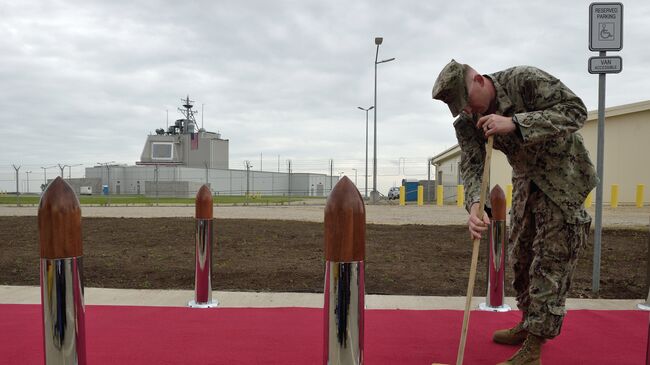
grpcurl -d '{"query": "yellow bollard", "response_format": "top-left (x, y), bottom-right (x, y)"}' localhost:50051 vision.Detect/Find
top-left (457, 185), bottom-right (464, 208)
top-left (506, 184), bottom-right (513, 208)
top-left (584, 191), bottom-right (593, 208)
top-left (399, 186), bottom-right (405, 206)
top-left (417, 185), bottom-right (423, 206)
top-left (437, 185), bottom-right (443, 206)
top-left (636, 184), bottom-right (645, 208)
top-left (611, 184), bottom-right (619, 208)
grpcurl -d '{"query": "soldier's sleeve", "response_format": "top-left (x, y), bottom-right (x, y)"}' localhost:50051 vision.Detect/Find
top-left (512, 68), bottom-right (588, 145)
top-left (454, 115), bottom-right (486, 213)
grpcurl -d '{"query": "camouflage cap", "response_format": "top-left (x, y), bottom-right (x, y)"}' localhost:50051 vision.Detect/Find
top-left (432, 59), bottom-right (468, 117)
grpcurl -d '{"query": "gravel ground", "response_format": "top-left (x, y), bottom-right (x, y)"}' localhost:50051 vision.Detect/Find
top-left (1, 204), bottom-right (648, 228)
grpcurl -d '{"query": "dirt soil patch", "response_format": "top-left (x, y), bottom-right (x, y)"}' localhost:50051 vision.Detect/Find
top-left (1, 217), bottom-right (646, 299)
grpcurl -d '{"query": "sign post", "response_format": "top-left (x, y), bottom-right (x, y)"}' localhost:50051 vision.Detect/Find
top-left (588, 56), bottom-right (622, 74)
top-left (589, 2), bottom-right (623, 294)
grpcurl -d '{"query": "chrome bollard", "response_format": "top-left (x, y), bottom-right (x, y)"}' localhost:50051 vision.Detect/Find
top-left (479, 185), bottom-right (511, 312)
top-left (189, 185), bottom-right (218, 308)
top-left (323, 176), bottom-right (365, 365)
top-left (645, 312), bottom-right (650, 365)
top-left (39, 177), bottom-right (87, 364)
top-left (638, 290), bottom-right (650, 311)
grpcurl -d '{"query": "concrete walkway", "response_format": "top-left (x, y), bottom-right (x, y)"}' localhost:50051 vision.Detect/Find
top-left (1, 204), bottom-right (649, 227)
top-left (1, 285), bottom-right (644, 311)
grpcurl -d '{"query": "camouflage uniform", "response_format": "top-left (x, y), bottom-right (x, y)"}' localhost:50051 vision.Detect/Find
top-left (451, 66), bottom-right (597, 338)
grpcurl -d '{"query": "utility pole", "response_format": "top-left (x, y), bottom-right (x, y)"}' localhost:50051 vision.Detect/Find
top-left (67, 164), bottom-right (82, 179)
top-left (260, 153), bottom-right (263, 171)
top-left (154, 164), bottom-right (159, 206)
top-left (12, 164), bottom-right (20, 206)
top-left (204, 161), bottom-right (209, 185)
top-left (287, 159), bottom-right (292, 203)
top-left (330, 159), bottom-right (333, 194)
top-left (25, 171), bottom-right (32, 193)
top-left (358, 106), bottom-right (374, 199)
top-left (41, 165), bottom-right (55, 190)
top-left (97, 161), bottom-right (115, 206)
top-left (245, 161), bottom-right (252, 196)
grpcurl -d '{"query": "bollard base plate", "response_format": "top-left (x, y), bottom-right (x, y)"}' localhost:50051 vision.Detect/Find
top-left (188, 299), bottom-right (219, 308)
top-left (637, 302), bottom-right (650, 311)
top-left (478, 302), bottom-right (512, 312)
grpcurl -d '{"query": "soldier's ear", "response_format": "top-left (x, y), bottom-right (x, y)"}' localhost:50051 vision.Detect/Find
top-left (474, 74), bottom-right (484, 87)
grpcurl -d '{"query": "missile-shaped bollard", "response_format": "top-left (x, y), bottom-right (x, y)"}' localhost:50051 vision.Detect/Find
top-left (189, 185), bottom-right (218, 308)
top-left (479, 184), bottom-right (511, 312)
top-left (39, 177), bottom-right (87, 364)
top-left (323, 176), bottom-right (365, 365)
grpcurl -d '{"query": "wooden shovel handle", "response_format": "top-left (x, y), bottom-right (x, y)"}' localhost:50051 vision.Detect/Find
top-left (456, 135), bottom-right (493, 365)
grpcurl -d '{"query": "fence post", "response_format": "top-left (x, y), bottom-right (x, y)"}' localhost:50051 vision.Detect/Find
top-left (417, 185), bottom-right (423, 206)
top-left (437, 185), bottom-right (443, 206)
top-left (323, 176), bottom-right (365, 365)
top-left (189, 184), bottom-right (218, 308)
top-left (457, 185), bottom-right (464, 208)
top-left (585, 190), bottom-right (593, 208)
top-left (611, 184), bottom-right (619, 208)
top-left (637, 184), bottom-right (645, 208)
top-left (506, 184), bottom-right (513, 209)
top-left (39, 177), bottom-right (87, 364)
top-left (479, 184), bottom-right (511, 312)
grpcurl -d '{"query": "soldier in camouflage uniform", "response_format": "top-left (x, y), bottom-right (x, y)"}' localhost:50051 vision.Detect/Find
top-left (432, 60), bottom-right (597, 365)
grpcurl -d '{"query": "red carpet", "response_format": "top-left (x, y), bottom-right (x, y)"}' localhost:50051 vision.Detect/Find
top-left (0, 304), bottom-right (645, 364)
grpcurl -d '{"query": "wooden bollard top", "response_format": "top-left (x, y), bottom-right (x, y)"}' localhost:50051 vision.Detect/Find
top-left (490, 184), bottom-right (506, 221)
top-left (324, 176), bottom-right (365, 262)
top-left (38, 177), bottom-right (82, 259)
top-left (195, 185), bottom-right (213, 219)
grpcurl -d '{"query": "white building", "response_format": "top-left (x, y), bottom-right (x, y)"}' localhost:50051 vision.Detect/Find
top-left (80, 97), bottom-right (337, 197)
top-left (431, 100), bottom-right (650, 205)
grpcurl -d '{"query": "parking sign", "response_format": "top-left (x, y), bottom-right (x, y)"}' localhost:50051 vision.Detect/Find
top-left (589, 3), bottom-right (623, 51)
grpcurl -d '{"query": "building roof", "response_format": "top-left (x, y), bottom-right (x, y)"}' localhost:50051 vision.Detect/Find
top-left (586, 99), bottom-right (650, 121)
top-left (431, 144), bottom-right (460, 165)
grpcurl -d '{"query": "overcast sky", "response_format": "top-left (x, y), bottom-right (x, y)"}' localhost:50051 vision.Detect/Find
top-left (1, 0), bottom-right (648, 193)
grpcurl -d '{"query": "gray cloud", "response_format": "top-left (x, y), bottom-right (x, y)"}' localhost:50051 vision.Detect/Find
top-left (1, 0), bottom-right (648, 193)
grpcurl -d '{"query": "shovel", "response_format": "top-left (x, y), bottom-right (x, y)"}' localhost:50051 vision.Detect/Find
top-left (433, 135), bottom-right (494, 365)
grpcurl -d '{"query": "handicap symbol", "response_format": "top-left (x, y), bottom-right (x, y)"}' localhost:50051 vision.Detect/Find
top-left (599, 23), bottom-right (614, 40)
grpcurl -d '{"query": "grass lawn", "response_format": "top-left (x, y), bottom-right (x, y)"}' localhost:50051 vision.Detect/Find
top-left (0, 194), bottom-right (322, 206)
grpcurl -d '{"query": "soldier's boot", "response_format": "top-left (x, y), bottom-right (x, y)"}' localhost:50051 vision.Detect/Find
top-left (493, 321), bottom-right (528, 345)
top-left (496, 334), bottom-right (545, 365)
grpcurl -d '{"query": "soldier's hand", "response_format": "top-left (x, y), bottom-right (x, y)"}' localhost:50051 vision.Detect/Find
top-left (477, 114), bottom-right (515, 137)
top-left (468, 202), bottom-right (490, 240)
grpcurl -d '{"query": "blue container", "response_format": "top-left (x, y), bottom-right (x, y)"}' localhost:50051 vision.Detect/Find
top-left (102, 185), bottom-right (109, 195)
top-left (402, 179), bottom-right (419, 202)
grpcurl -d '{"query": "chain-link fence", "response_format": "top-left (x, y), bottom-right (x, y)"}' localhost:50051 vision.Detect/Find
top-left (0, 158), bottom-right (435, 203)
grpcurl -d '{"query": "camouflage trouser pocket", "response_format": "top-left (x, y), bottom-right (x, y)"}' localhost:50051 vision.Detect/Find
top-left (512, 189), bottom-right (590, 338)
top-left (526, 303), bottom-right (567, 338)
top-left (547, 304), bottom-right (566, 316)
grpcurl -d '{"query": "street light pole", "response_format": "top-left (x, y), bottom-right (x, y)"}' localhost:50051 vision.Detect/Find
top-left (67, 164), bottom-right (83, 179)
top-left (97, 161), bottom-right (115, 205)
top-left (372, 37), bottom-right (395, 204)
top-left (357, 106), bottom-right (374, 199)
top-left (352, 168), bottom-right (358, 186)
top-left (12, 164), bottom-right (20, 206)
top-left (25, 171), bottom-right (32, 193)
top-left (41, 165), bottom-right (56, 190)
